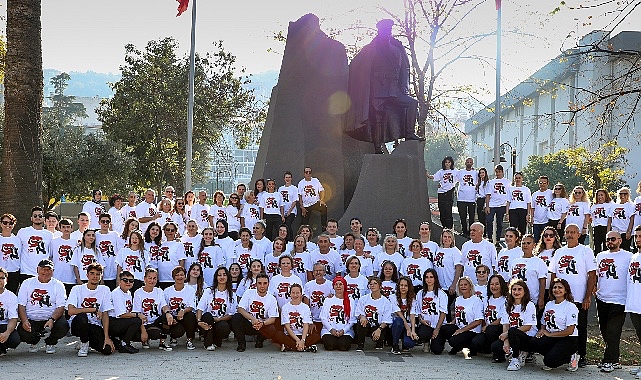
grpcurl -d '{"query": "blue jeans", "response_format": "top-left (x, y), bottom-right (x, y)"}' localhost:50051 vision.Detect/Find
top-left (486, 207), bottom-right (506, 242)
top-left (391, 316), bottom-right (416, 349)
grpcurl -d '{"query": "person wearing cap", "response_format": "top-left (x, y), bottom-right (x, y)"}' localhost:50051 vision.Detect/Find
top-left (16, 259), bottom-right (68, 354)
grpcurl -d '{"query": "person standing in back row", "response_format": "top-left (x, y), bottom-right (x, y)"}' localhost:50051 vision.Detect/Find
top-left (298, 167), bottom-right (327, 232)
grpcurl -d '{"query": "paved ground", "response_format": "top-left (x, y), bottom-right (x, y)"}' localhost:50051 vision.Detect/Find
top-left (0, 335), bottom-right (631, 380)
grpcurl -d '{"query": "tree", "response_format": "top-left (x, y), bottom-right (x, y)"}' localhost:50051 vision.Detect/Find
top-left (97, 37), bottom-right (264, 194)
top-left (521, 151), bottom-right (584, 191)
top-left (0, 0), bottom-right (44, 227)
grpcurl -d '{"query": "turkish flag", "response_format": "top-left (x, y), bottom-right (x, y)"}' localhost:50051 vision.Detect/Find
top-left (495, 0), bottom-right (501, 10)
top-left (177, 0), bottom-right (189, 16)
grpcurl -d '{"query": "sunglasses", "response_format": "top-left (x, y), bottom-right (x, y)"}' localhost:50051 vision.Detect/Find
top-left (606, 237), bottom-right (619, 242)
top-left (475, 270), bottom-right (487, 274)
top-left (304, 171), bottom-right (312, 174)
top-left (120, 278), bottom-right (135, 283)
top-left (33, 214), bottom-right (44, 218)
top-left (1, 220), bottom-right (15, 226)
top-left (100, 220), bottom-right (110, 224)
top-left (543, 233), bottom-right (555, 238)
top-left (554, 188), bottom-right (562, 190)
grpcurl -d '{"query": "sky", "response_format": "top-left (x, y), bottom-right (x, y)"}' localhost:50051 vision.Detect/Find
top-left (0, 0), bottom-right (638, 103)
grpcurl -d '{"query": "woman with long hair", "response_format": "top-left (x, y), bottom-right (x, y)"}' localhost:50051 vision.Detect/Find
top-left (567, 186), bottom-right (591, 244)
top-left (393, 219), bottom-right (413, 257)
top-left (264, 237), bottom-right (286, 279)
top-left (378, 261), bottom-right (400, 299)
top-left (254, 178), bottom-right (266, 204)
top-left (289, 234), bottom-right (313, 284)
top-left (186, 262), bottom-right (204, 302)
top-left (401, 239), bottom-right (433, 293)
top-left (476, 167), bottom-right (490, 233)
top-left (196, 266), bottom-right (238, 350)
top-left (259, 179), bottom-right (285, 241)
top-left (470, 274), bottom-right (509, 361)
top-left (413, 269), bottom-right (448, 354)
top-left (297, 224), bottom-right (317, 251)
top-left (496, 227), bottom-right (523, 281)
top-left (418, 222), bottom-right (439, 262)
top-left (535, 226), bottom-right (562, 302)
top-left (71, 229), bottom-right (103, 284)
top-left (428, 156), bottom-right (457, 230)
top-left (144, 222), bottom-right (162, 269)
top-left (608, 186), bottom-right (635, 250)
top-left (226, 193), bottom-right (242, 241)
top-left (506, 172), bottom-right (531, 236)
top-left (196, 227), bottom-right (224, 287)
top-left (209, 191), bottom-right (230, 237)
top-left (132, 268), bottom-right (173, 351)
top-left (591, 188), bottom-right (613, 253)
top-left (228, 262), bottom-right (243, 294)
top-left (119, 217), bottom-right (140, 249)
top-left (354, 276), bottom-right (394, 351)
top-left (390, 276), bottom-right (418, 354)
top-left (232, 227), bottom-right (261, 277)
top-left (320, 276), bottom-right (354, 351)
top-left (172, 197), bottom-right (189, 233)
top-left (115, 230), bottom-right (147, 291)
top-left (432, 229), bottom-right (463, 320)
top-left (548, 183), bottom-right (569, 239)
top-left (183, 191), bottom-right (196, 218)
top-left (236, 259), bottom-right (264, 300)
top-left (512, 234), bottom-right (548, 310)
top-left (155, 222), bottom-right (186, 290)
top-left (277, 224), bottom-right (293, 253)
top-left (344, 255), bottom-right (370, 312)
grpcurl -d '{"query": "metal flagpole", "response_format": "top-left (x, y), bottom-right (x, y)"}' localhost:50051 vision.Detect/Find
top-left (185, 0), bottom-right (196, 192)
top-left (493, 0), bottom-right (502, 169)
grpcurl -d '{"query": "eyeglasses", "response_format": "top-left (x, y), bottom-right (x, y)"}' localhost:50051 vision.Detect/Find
top-left (620, 193), bottom-right (630, 196)
top-left (100, 220), bottom-right (110, 224)
top-left (230, 197), bottom-right (239, 200)
top-left (120, 278), bottom-right (135, 283)
top-left (177, 203), bottom-right (184, 206)
top-left (475, 270), bottom-right (487, 274)
top-left (543, 233), bottom-right (555, 238)
top-left (606, 237), bottom-right (619, 242)
top-left (33, 214), bottom-right (44, 218)
top-left (554, 188), bottom-right (562, 190)
top-left (164, 229), bottom-right (176, 233)
top-left (304, 171), bottom-right (312, 174)
top-left (1, 220), bottom-right (15, 226)
top-left (573, 191), bottom-right (583, 194)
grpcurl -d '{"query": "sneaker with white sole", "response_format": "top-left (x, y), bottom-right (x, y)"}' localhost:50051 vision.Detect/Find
top-left (567, 352), bottom-right (579, 372)
top-left (159, 340), bottom-right (173, 351)
top-left (518, 352), bottom-right (527, 367)
top-left (186, 339), bottom-right (195, 350)
top-left (77, 342), bottom-right (89, 357)
top-left (600, 363), bottom-right (614, 373)
top-left (170, 338), bottom-right (178, 347)
top-left (45, 345), bottom-right (56, 354)
top-left (541, 365), bottom-right (553, 371)
top-left (28, 344), bottom-right (39, 353)
top-left (141, 341), bottom-right (150, 349)
top-left (631, 367), bottom-right (641, 375)
top-left (507, 357), bottom-right (522, 371)
top-left (206, 345), bottom-right (216, 351)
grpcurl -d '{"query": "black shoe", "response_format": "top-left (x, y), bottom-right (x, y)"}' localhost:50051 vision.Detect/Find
top-left (118, 344), bottom-right (138, 354)
top-left (376, 340), bottom-right (384, 350)
top-left (236, 344), bottom-right (246, 352)
top-left (356, 344), bottom-right (364, 352)
top-left (578, 356), bottom-right (587, 368)
top-left (255, 340), bottom-right (264, 349)
top-left (0, 347), bottom-right (6, 357)
top-left (391, 345), bottom-right (401, 355)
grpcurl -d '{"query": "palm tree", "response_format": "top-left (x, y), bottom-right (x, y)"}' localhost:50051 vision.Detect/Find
top-left (0, 0), bottom-right (44, 226)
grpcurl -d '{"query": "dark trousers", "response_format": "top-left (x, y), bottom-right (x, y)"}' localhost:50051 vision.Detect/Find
top-left (593, 225), bottom-right (607, 254)
top-left (491, 327), bottom-right (533, 357)
top-left (0, 324), bottom-right (20, 350)
top-left (457, 201), bottom-right (476, 236)
top-left (230, 312), bottom-right (277, 346)
top-left (486, 207), bottom-right (506, 242)
top-left (416, 324), bottom-right (445, 354)
top-left (529, 335), bottom-right (578, 368)
top-left (70, 313), bottom-right (113, 355)
top-left (574, 301), bottom-right (588, 357)
top-left (354, 322), bottom-right (386, 345)
top-left (103, 279), bottom-right (117, 291)
top-left (321, 334), bottom-right (352, 351)
top-left (301, 201), bottom-right (328, 231)
top-left (533, 223), bottom-right (547, 243)
top-left (166, 311), bottom-right (197, 339)
top-left (476, 198), bottom-right (487, 234)
top-left (5, 271), bottom-right (20, 294)
top-left (134, 314), bottom-right (171, 342)
top-left (157, 282), bottom-right (173, 290)
top-left (596, 299), bottom-right (626, 363)
top-left (446, 292), bottom-right (457, 322)
top-left (264, 214), bottom-right (282, 241)
top-left (620, 233), bottom-right (632, 251)
top-left (17, 317), bottom-right (69, 346)
top-left (284, 213), bottom-right (296, 241)
top-left (436, 323), bottom-right (477, 354)
top-left (63, 283), bottom-right (75, 296)
top-left (509, 208), bottom-right (528, 236)
top-left (548, 219), bottom-right (566, 243)
top-left (470, 324), bottom-right (502, 356)
top-left (109, 316), bottom-right (142, 344)
top-left (438, 190), bottom-right (454, 230)
top-left (200, 313), bottom-right (231, 347)
top-left (391, 316), bottom-right (416, 349)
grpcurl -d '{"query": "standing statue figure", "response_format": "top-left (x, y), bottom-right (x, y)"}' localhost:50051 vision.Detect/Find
top-left (346, 19), bottom-right (422, 154)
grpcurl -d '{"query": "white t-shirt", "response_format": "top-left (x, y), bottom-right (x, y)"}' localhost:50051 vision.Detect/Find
top-left (595, 250), bottom-right (632, 305)
top-left (433, 247), bottom-right (462, 290)
top-left (181, 233), bottom-right (202, 268)
top-left (496, 247), bottom-right (523, 282)
top-left (208, 205), bottom-right (227, 224)
top-left (280, 301), bottom-right (312, 335)
top-left (17, 277), bottom-right (67, 321)
top-left (547, 197), bottom-right (569, 220)
top-left (506, 301), bottom-right (538, 336)
top-left (95, 231), bottom-right (121, 281)
top-left (351, 254), bottom-right (373, 277)
top-left (0, 289), bottom-right (18, 325)
top-left (400, 256), bottom-right (433, 286)
top-left (363, 242), bottom-right (383, 262)
top-left (49, 237), bottom-right (76, 284)
top-left (633, 196), bottom-right (641, 228)
top-left (531, 189), bottom-right (553, 224)
top-left (309, 249), bottom-right (342, 280)
top-left (609, 202), bottom-right (635, 233)
top-left (67, 284), bottom-right (114, 327)
top-left (484, 295), bottom-right (508, 325)
top-left (190, 203), bottom-right (211, 230)
top-left (566, 202), bottom-right (590, 229)
top-left (135, 201), bottom-right (158, 233)
top-left (260, 192), bottom-right (284, 216)
top-left (268, 273), bottom-right (304, 309)
top-left (290, 252), bottom-right (313, 284)
top-left (590, 202), bottom-right (612, 227)
top-left (251, 237), bottom-right (272, 263)
top-left (0, 234), bottom-right (21, 273)
top-left (355, 294), bottom-right (395, 325)
top-left (297, 177), bottom-right (324, 207)
top-left (278, 185), bottom-right (298, 216)
top-left (226, 206), bottom-right (241, 233)
top-left (452, 295), bottom-right (484, 332)
top-left (17, 227), bottom-right (54, 276)
top-left (320, 296), bottom-right (354, 337)
top-left (419, 240), bottom-right (440, 262)
top-left (510, 256), bottom-right (548, 302)
top-left (432, 169), bottom-right (457, 193)
top-left (133, 287), bottom-right (166, 324)
top-left (231, 244), bottom-right (262, 277)
top-left (109, 287), bottom-right (133, 318)
top-left (456, 169), bottom-right (478, 202)
top-left (460, 239), bottom-right (497, 278)
top-left (412, 289), bottom-right (448, 327)
top-left (238, 289), bottom-right (279, 320)
top-left (541, 300), bottom-right (579, 336)
top-left (154, 241), bottom-right (186, 282)
top-left (115, 247), bottom-right (147, 281)
top-left (83, 201), bottom-right (105, 230)
top-left (197, 245), bottom-right (225, 287)
top-left (625, 253), bottom-right (641, 313)
top-left (507, 186), bottom-right (532, 210)
top-left (121, 204), bottom-right (137, 220)
top-left (108, 207), bottom-right (126, 235)
top-left (396, 236), bottom-right (413, 258)
top-left (345, 274), bottom-right (370, 311)
top-left (381, 280), bottom-right (397, 299)
top-left (163, 285), bottom-right (197, 316)
top-left (70, 247), bottom-right (104, 282)
top-left (304, 279), bottom-right (333, 322)
top-left (486, 178), bottom-right (511, 207)
top-left (373, 252), bottom-right (404, 274)
top-left (264, 253), bottom-right (281, 279)
top-left (549, 244), bottom-right (597, 300)
top-left (240, 204), bottom-right (261, 231)
top-left (197, 288), bottom-right (237, 317)
top-left (538, 248), bottom-right (556, 289)
top-left (145, 242), bottom-right (161, 268)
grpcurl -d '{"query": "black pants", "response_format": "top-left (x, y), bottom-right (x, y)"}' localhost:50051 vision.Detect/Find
top-left (438, 189), bottom-right (454, 230)
top-left (548, 219), bottom-right (566, 243)
top-left (70, 313), bottom-right (113, 355)
top-left (284, 213), bottom-right (296, 241)
top-left (533, 223), bottom-right (547, 243)
top-left (63, 283), bottom-right (75, 296)
top-left (17, 317), bottom-right (69, 346)
top-left (200, 312), bottom-right (231, 347)
top-left (457, 201), bottom-right (476, 236)
top-left (321, 334), bottom-right (353, 351)
top-left (301, 201), bottom-right (328, 231)
top-left (109, 316), bottom-right (142, 344)
top-left (529, 335), bottom-right (578, 368)
top-left (264, 214), bottom-right (282, 241)
top-left (491, 327), bottom-right (533, 357)
top-left (593, 225), bottom-right (607, 254)
top-left (476, 198), bottom-right (486, 233)
top-left (134, 314), bottom-right (171, 342)
top-left (167, 311), bottom-right (197, 339)
top-left (230, 312), bottom-right (277, 346)
top-left (435, 323), bottom-right (478, 354)
top-left (620, 233), bottom-right (632, 251)
top-left (157, 282), bottom-right (173, 290)
top-left (509, 208), bottom-right (528, 236)
top-left (631, 312), bottom-right (641, 346)
top-left (5, 270), bottom-right (20, 294)
top-left (0, 324), bottom-right (20, 350)
top-left (470, 324), bottom-right (502, 356)
top-left (103, 279), bottom-right (117, 291)
top-left (596, 299), bottom-right (626, 363)
top-left (574, 301), bottom-right (588, 357)
top-left (486, 207), bottom-right (506, 243)
top-left (416, 324), bottom-right (446, 354)
top-left (446, 292), bottom-right (457, 322)
top-left (354, 322), bottom-right (386, 345)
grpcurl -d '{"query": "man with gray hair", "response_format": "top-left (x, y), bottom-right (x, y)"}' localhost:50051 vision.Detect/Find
top-left (136, 189), bottom-right (160, 233)
top-left (309, 234), bottom-right (342, 281)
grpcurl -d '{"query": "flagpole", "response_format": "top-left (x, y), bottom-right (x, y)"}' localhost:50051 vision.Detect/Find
top-left (493, 0), bottom-right (502, 169)
top-left (185, 0), bottom-right (196, 192)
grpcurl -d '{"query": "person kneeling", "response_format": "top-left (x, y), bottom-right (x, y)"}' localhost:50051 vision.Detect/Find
top-left (354, 276), bottom-right (394, 351)
top-left (276, 284), bottom-right (320, 352)
top-left (163, 266), bottom-right (198, 350)
top-left (108, 270), bottom-right (142, 353)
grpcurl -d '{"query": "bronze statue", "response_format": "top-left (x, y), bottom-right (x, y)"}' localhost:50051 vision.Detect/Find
top-left (346, 19), bottom-right (422, 154)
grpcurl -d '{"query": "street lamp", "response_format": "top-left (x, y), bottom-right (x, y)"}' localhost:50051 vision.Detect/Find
top-left (500, 142), bottom-right (516, 178)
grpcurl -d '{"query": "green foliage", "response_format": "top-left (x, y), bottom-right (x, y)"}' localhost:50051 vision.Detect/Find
top-left (97, 37), bottom-right (265, 192)
top-left (522, 151), bottom-right (584, 191)
top-left (424, 132), bottom-right (467, 194)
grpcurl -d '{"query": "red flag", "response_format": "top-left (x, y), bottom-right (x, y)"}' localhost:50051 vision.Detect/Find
top-left (176, 0), bottom-right (189, 16)
top-left (495, 0), bottom-right (501, 10)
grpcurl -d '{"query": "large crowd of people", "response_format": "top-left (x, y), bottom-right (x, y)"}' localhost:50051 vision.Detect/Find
top-left (0, 164), bottom-right (640, 377)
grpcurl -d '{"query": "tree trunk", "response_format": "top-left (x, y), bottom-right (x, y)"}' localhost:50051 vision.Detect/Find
top-left (0, 0), bottom-right (43, 227)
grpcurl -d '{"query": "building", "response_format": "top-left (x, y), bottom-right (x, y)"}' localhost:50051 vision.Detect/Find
top-left (465, 30), bottom-right (641, 184)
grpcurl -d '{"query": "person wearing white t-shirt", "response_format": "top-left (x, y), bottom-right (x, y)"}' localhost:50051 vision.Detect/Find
top-left (136, 189), bottom-right (161, 234)
top-left (0, 213), bottom-right (21, 294)
top-left (107, 194), bottom-right (126, 234)
top-left (0, 267), bottom-right (20, 355)
top-left (505, 172), bottom-right (532, 237)
top-left (49, 219), bottom-right (76, 294)
top-left (277, 283), bottom-right (320, 352)
top-left (163, 266), bottom-right (197, 350)
top-left (607, 187), bottom-right (636, 251)
top-left (96, 213), bottom-right (121, 290)
top-left (470, 274), bottom-right (508, 360)
top-left (154, 222), bottom-right (186, 289)
top-left (17, 206), bottom-right (54, 282)
top-left (121, 191), bottom-right (138, 220)
top-left (190, 190), bottom-right (211, 231)
top-left (354, 276), bottom-right (396, 351)
top-left (352, 237), bottom-right (374, 277)
top-left (196, 266), bottom-right (238, 350)
top-left (82, 189), bottom-right (105, 230)
top-left (373, 235), bottom-right (404, 276)
top-left (260, 179), bottom-right (285, 241)
top-left (484, 165), bottom-right (511, 244)
top-left (412, 269), bottom-right (448, 354)
top-left (240, 191), bottom-right (261, 233)
top-left (268, 255), bottom-right (305, 309)
top-left (17, 259), bottom-right (68, 354)
top-left (393, 219), bottom-right (413, 258)
top-left (304, 263), bottom-right (333, 333)
top-left (591, 189), bottom-right (614, 253)
top-left (530, 176), bottom-right (553, 242)
top-left (231, 274), bottom-right (280, 352)
top-left (400, 240), bottom-right (433, 290)
top-left (279, 171), bottom-right (299, 240)
top-left (226, 194), bottom-right (242, 239)
top-left (132, 268), bottom-right (173, 351)
top-left (626, 226), bottom-right (641, 377)
top-left (181, 221), bottom-right (202, 268)
top-left (115, 230), bottom-right (147, 290)
top-left (298, 167), bottom-right (327, 231)
top-left (456, 158), bottom-right (478, 237)
top-left (67, 263), bottom-right (115, 357)
top-left (251, 222), bottom-right (272, 262)
top-left (594, 231), bottom-right (632, 372)
top-left (549, 224), bottom-right (597, 368)
top-left (432, 229), bottom-right (462, 320)
top-left (417, 222), bottom-right (439, 263)
top-left (45, 211), bottom-right (62, 239)
top-left (633, 182), bottom-right (641, 232)
top-left (476, 168), bottom-right (491, 234)
top-left (320, 276), bottom-right (355, 351)
top-left (71, 230), bottom-right (104, 284)
top-left (567, 186), bottom-right (591, 245)
top-left (309, 234), bottom-right (343, 281)
top-left (460, 223), bottom-right (497, 279)
top-left (547, 183), bottom-right (570, 239)
top-left (496, 228), bottom-right (524, 282)
top-left (208, 191), bottom-right (228, 233)
top-left (427, 156), bottom-right (458, 230)
top-left (326, 219), bottom-right (343, 251)
top-left (107, 270), bottom-right (143, 354)
top-left (511, 234), bottom-right (547, 309)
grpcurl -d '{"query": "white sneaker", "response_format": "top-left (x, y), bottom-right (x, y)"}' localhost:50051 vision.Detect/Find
top-left (186, 339), bottom-right (195, 350)
top-left (77, 342), bottom-right (89, 357)
top-left (631, 367), bottom-right (641, 375)
top-left (28, 344), bottom-right (39, 353)
top-left (45, 345), bottom-right (56, 354)
top-left (507, 358), bottom-right (522, 371)
top-left (159, 340), bottom-right (173, 352)
top-left (518, 352), bottom-right (527, 366)
top-left (567, 352), bottom-right (579, 372)
top-left (141, 341), bottom-right (150, 349)
top-left (170, 338), bottom-right (178, 347)
top-left (206, 345), bottom-right (216, 351)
